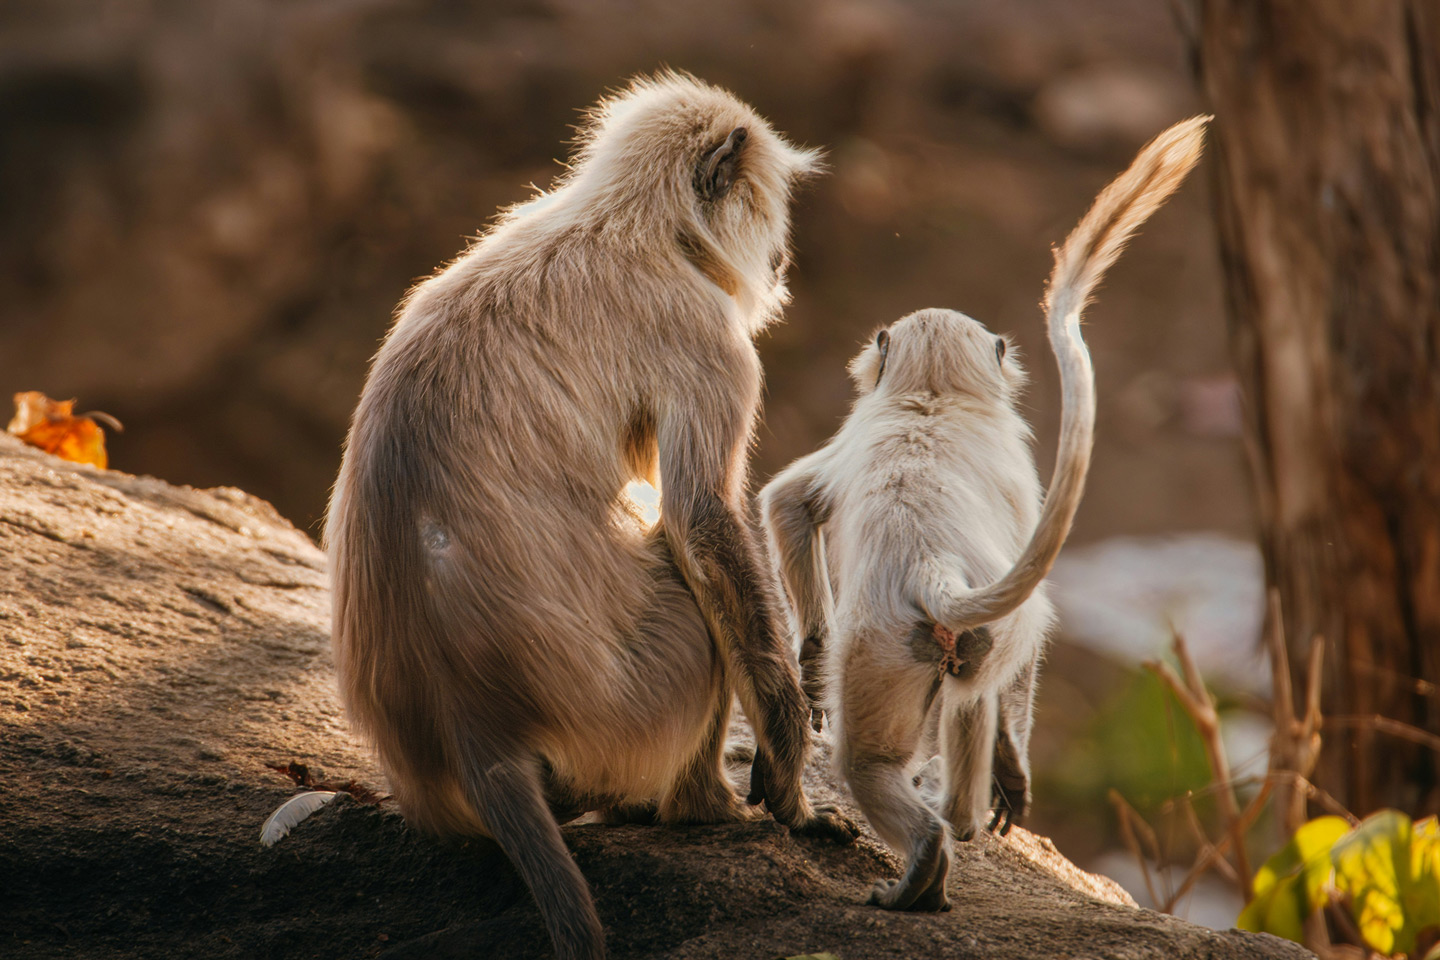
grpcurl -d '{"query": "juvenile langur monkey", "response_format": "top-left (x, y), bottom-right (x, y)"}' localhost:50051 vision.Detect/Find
top-left (326, 74), bottom-right (856, 960)
top-left (759, 117), bottom-right (1208, 911)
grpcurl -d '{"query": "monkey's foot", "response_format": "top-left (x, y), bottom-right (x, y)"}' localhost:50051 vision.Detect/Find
top-left (790, 803), bottom-right (859, 845)
top-left (662, 782), bottom-right (764, 825)
top-left (600, 801), bottom-right (660, 826)
top-left (869, 877), bottom-right (952, 912)
top-left (987, 806), bottom-right (1016, 836)
top-left (953, 817), bottom-right (983, 843)
top-left (866, 831), bottom-right (950, 911)
top-left (664, 801), bottom-right (766, 826)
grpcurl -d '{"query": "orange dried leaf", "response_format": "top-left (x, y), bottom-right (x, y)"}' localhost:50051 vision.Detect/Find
top-left (8, 391), bottom-right (117, 470)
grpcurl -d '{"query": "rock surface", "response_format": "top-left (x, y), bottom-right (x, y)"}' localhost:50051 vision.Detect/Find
top-left (0, 436), bottom-right (1312, 959)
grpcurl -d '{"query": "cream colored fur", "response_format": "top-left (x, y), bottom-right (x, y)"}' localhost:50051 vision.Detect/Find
top-left (759, 116), bottom-right (1208, 911)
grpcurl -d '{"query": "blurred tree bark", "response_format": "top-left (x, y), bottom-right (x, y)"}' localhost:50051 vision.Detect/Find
top-left (1197, 1), bottom-right (1440, 818)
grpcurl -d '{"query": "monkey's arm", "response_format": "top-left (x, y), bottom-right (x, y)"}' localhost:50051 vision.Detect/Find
top-left (758, 459), bottom-right (835, 729)
top-left (657, 366), bottom-right (855, 843)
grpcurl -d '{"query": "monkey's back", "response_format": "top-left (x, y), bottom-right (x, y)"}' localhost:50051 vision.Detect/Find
top-left (821, 394), bottom-right (1054, 687)
top-left (326, 220), bottom-right (707, 829)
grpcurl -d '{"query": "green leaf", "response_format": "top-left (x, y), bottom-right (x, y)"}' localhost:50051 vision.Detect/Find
top-left (1239, 872), bottom-right (1308, 943)
top-left (1329, 808), bottom-right (1440, 957)
top-left (1239, 815), bottom-right (1349, 943)
top-left (1408, 817), bottom-right (1440, 950)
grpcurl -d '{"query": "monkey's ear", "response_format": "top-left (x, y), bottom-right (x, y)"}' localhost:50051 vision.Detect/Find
top-left (875, 329), bottom-right (890, 385)
top-left (995, 336), bottom-right (1007, 365)
top-left (698, 126), bottom-right (748, 202)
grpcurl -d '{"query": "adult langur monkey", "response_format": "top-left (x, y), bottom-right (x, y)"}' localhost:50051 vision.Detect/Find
top-left (326, 74), bottom-right (856, 960)
top-left (759, 116), bottom-right (1209, 912)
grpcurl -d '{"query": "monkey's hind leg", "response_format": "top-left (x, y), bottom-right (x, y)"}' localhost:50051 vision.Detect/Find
top-left (938, 690), bottom-right (999, 843)
top-left (853, 758), bottom-right (951, 913)
top-left (663, 676), bottom-right (764, 824)
top-left (989, 654), bottom-right (1039, 835)
top-left (838, 649), bottom-right (951, 912)
top-left (457, 746), bottom-right (604, 960)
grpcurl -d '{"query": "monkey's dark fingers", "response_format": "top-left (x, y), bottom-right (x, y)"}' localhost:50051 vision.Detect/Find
top-left (792, 803), bottom-right (859, 845)
top-left (867, 878), bottom-right (903, 908)
top-left (746, 747), bottom-right (770, 806)
top-left (987, 807), bottom-right (1015, 836)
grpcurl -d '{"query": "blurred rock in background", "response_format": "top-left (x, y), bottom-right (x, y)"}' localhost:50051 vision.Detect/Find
top-left (0, 0), bottom-right (1264, 922)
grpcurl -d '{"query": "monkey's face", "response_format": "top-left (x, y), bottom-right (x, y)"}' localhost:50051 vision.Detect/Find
top-left (848, 308), bottom-right (1026, 403)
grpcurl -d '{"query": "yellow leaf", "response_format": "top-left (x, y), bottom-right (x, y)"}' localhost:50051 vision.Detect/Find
top-left (1241, 816), bottom-right (1348, 943)
top-left (1331, 809), bottom-right (1440, 957)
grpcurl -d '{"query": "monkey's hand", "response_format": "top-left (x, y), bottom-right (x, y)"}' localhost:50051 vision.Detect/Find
top-left (988, 727), bottom-right (1030, 836)
top-left (748, 751), bottom-right (858, 844)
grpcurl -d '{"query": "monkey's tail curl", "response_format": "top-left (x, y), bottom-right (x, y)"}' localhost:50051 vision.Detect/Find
top-left (936, 115), bottom-right (1210, 630)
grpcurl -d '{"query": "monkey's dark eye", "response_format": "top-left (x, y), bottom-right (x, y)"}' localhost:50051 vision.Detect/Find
top-left (995, 337), bottom-right (1007, 364)
top-left (875, 329), bottom-right (890, 385)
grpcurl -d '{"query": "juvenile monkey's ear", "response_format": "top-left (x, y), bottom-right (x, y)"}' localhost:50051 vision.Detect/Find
top-left (698, 126), bottom-right (748, 202)
top-left (875, 329), bottom-right (890, 385)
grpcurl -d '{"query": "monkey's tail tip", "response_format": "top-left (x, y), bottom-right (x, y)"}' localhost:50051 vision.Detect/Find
top-left (1144, 113), bottom-right (1212, 168)
top-left (1045, 114), bottom-right (1211, 321)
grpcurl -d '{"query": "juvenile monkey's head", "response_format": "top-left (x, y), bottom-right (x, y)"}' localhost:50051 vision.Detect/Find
top-left (556, 72), bottom-right (821, 316)
top-left (848, 308), bottom-right (1027, 403)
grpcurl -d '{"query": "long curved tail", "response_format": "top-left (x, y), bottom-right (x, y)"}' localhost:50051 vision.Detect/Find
top-left (938, 115), bottom-right (1209, 630)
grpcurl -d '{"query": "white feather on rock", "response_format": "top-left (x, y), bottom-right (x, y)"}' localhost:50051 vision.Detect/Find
top-left (259, 791), bottom-right (337, 847)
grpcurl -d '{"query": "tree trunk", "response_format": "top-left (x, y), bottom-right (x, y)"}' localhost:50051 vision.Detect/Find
top-left (1197, 1), bottom-right (1440, 818)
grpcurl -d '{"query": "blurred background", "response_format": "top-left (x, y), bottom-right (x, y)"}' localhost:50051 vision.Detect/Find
top-left (2, 0), bottom-right (1268, 926)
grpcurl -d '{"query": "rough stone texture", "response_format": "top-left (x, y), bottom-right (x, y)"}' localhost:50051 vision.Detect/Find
top-left (0, 435), bottom-right (1312, 959)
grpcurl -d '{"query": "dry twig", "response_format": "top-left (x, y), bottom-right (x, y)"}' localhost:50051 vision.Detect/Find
top-left (1145, 630), bottom-right (1254, 898)
top-left (1109, 788), bottom-right (1163, 909)
top-left (1325, 714), bottom-right (1440, 753)
top-left (1162, 778), bottom-right (1272, 912)
top-left (1264, 589), bottom-right (1324, 838)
